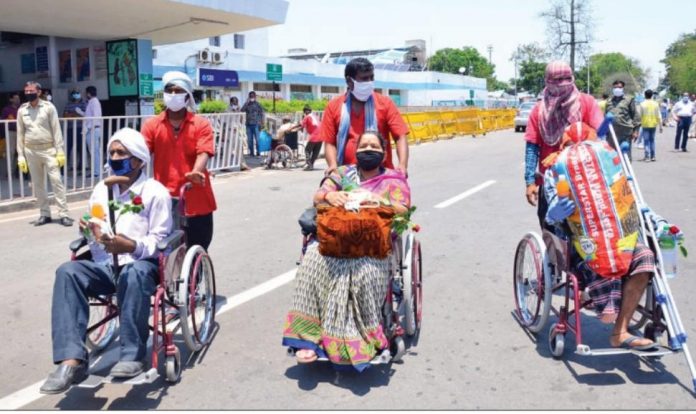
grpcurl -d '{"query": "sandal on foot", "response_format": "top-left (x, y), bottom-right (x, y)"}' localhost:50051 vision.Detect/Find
top-left (614, 335), bottom-right (657, 351)
top-left (295, 349), bottom-right (318, 364)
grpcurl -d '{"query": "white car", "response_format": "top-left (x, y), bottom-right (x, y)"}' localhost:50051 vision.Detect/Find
top-left (514, 102), bottom-right (537, 133)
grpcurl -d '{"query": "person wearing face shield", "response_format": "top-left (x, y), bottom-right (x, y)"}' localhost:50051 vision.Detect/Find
top-left (318, 58), bottom-right (410, 176)
top-left (141, 71), bottom-right (217, 251)
top-left (523, 61), bottom-right (603, 230)
top-left (604, 80), bottom-right (641, 161)
top-left (671, 92), bottom-right (695, 152)
top-left (39, 128), bottom-right (172, 393)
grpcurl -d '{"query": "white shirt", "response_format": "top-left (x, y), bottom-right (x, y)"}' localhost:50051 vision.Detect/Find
top-left (85, 96), bottom-right (102, 130)
top-left (87, 172), bottom-right (172, 266)
top-left (672, 100), bottom-right (696, 117)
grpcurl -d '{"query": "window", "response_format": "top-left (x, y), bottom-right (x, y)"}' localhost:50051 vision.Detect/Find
top-left (290, 84), bottom-right (312, 93)
top-left (152, 49), bottom-right (158, 59)
top-left (321, 86), bottom-right (339, 93)
top-left (209, 36), bottom-right (221, 47)
top-left (234, 34), bottom-right (245, 50)
top-left (253, 82), bottom-right (280, 92)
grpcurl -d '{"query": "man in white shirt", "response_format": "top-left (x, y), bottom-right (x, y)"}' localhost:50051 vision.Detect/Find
top-left (671, 92), bottom-right (695, 152)
top-left (77, 85), bottom-right (103, 175)
top-left (40, 128), bottom-right (172, 394)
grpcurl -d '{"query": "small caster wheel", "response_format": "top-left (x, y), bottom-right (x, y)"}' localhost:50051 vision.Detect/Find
top-left (548, 324), bottom-right (565, 359)
top-left (165, 347), bottom-right (182, 383)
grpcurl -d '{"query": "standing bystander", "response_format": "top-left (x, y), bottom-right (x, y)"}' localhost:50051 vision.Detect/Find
top-left (671, 92), bottom-right (695, 152)
top-left (16, 81), bottom-right (73, 226)
top-left (639, 89), bottom-right (662, 161)
top-left (241, 91), bottom-right (265, 158)
top-left (81, 86), bottom-right (103, 176)
top-left (604, 80), bottom-right (641, 161)
top-left (301, 105), bottom-right (322, 171)
top-left (62, 89), bottom-right (87, 169)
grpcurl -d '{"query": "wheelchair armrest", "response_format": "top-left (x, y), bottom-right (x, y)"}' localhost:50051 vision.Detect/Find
top-left (157, 230), bottom-right (185, 252)
top-left (69, 237), bottom-right (88, 253)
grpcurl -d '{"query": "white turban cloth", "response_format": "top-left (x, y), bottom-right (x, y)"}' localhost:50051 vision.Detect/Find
top-left (107, 127), bottom-right (151, 165)
top-left (162, 70), bottom-right (196, 112)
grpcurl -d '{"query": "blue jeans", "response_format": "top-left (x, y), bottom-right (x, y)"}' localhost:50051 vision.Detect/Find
top-left (246, 125), bottom-right (260, 156)
top-left (676, 116), bottom-right (691, 150)
top-left (642, 127), bottom-right (656, 159)
top-left (51, 259), bottom-right (158, 364)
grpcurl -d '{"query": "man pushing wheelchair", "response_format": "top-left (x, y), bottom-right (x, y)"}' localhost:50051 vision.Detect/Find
top-left (40, 128), bottom-right (172, 394)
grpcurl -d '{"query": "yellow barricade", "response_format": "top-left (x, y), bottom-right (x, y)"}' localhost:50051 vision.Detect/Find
top-left (401, 108), bottom-right (515, 143)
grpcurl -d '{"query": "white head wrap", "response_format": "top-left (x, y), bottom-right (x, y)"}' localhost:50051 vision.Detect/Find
top-left (107, 127), bottom-right (151, 166)
top-left (162, 70), bottom-right (196, 112)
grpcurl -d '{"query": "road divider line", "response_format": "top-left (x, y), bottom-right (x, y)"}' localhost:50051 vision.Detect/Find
top-left (434, 180), bottom-right (497, 209)
top-left (0, 268), bottom-right (298, 410)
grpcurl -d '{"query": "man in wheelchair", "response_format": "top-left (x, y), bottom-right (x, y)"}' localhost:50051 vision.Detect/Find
top-left (40, 128), bottom-right (172, 394)
top-left (542, 122), bottom-right (671, 351)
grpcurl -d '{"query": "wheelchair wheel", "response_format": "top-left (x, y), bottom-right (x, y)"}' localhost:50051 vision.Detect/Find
top-left (86, 296), bottom-right (119, 353)
top-left (513, 232), bottom-right (552, 334)
top-left (272, 144), bottom-right (293, 169)
top-left (165, 347), bottom-right (182, 383)
top-left (548, 323), bottom-right (565, 358)
top-left (403, 236), bottom-right (422, 336)
top-left (179, 245), bottom-right (217, 352)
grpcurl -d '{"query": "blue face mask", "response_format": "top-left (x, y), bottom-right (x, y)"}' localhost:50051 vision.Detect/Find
top-left (108, 157), bottom-right (134, 176)
top-left (72, 93), bottom-right (81, 100)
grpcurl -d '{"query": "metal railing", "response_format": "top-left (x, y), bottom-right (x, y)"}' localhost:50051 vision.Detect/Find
top-left (0, 112), bottom-right (245, 205)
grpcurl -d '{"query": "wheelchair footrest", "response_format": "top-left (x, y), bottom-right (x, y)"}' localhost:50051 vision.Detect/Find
top-left (575, 344), bottom-right (673, 357)
top-left (76, 368), bottom-right (159, 388)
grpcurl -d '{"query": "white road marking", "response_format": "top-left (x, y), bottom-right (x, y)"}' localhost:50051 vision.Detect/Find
top-left (434, 180), bottom-right (497, 209)
top-left (0, 268), bottom-right (297, 409)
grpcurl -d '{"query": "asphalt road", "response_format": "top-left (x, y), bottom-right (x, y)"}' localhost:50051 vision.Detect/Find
top-left (1, 126), bottom-right (695, 409)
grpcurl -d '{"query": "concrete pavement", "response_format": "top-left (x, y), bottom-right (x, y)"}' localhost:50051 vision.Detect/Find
top-left (1, 126), bottom-right (695, 409)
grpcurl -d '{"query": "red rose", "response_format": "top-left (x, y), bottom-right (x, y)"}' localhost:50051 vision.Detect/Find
top-left (670, 225), bottom-right (680, 235)
top-left (133, 195), bottom-right (143, 206)
top-left (412, 224), bottom-right (421, 232)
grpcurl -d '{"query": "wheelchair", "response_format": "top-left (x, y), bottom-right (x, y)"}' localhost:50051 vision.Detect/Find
top-left (265, 137), bottom-right (306, 169)
top-left (71, 182), bottom-right (217, 386)
top-left (513, 228), bottom-right (675, 359)
top-left (296, 216), bottom-right (423, 364)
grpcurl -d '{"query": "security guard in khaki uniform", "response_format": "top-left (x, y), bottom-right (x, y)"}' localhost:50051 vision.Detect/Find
top-left (17, 81), bottom-right (73, 226)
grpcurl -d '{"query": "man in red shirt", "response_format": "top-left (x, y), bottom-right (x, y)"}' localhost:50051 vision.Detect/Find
top-left (141, 71), bottom-right (216, 250)
top-left (319, 58), bottom-right (409, 175)
top-left (301, 105), bottom-right (322, 171)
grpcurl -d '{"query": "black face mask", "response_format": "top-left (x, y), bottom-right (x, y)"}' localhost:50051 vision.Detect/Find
top-left (25, 93), bottom-right (38, 102)
top-left (356, 150), bottom-right (384, 170)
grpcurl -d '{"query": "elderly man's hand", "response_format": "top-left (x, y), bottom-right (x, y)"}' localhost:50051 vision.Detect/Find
top-left (526, 184), bottom-right (539, 206)
top-left (101, 234), bottom-right (136, 254)
top-left (325, 191), bottom-right (350, 207)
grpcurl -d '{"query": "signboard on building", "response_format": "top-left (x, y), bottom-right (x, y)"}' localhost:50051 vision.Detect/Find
top-left (94, 46), bottom-right (107, 79)
top-left (58, 50), bottom-right (72, 83)
top-left (106, 39), bottom-right (139, 97)
top-left (266, 63), bottom-right (282, 81)
top-left (139, 73), bottom-right (153, 97)
top-left (76, 48), bottom-right (90, 81)
top-left (198, 68), bottom-right (239, 87)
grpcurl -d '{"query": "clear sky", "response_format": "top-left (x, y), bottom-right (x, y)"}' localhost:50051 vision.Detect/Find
top-left (267, 0), bottom-right (696, 89)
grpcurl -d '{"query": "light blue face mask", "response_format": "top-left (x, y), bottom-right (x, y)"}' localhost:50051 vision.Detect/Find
top-left (72, 93), bottom-right (81, 100)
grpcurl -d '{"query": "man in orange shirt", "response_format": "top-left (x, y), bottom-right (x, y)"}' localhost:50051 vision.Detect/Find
top-left (319, 58), bottom-right (409, 175)
top-left (141, 71), bottom-right (216, 250)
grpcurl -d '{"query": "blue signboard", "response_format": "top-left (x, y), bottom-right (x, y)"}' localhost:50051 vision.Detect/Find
top-left (199, 68), bottom-right (239, 87)
top-left (36, 46), bottom-right (49, 72)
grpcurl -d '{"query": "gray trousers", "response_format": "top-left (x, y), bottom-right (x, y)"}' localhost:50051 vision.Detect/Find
top-left (51, 259), bottom-right (158, 364)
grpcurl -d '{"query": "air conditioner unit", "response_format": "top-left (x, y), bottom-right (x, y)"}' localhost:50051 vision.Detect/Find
top-left (197, 49), bottom-right (210, 63)
top-left (211, 52), bottom-right (223, 64)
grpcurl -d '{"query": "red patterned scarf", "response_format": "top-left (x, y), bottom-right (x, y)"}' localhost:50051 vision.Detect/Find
top-left (539, 61), bottom-right (581, 146)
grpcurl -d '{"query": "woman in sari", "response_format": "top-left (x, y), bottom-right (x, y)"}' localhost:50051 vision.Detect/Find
top-left (282, 130), bottom-right (410, 371)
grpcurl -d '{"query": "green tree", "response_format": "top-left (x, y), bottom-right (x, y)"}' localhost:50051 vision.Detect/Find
top-left (518, 61), bottom-right (547, 96)
top-left (662, 31), bottom-right (696, 96)
top-left (573, 63), bottom-right (602, 95)
top-left (583, 52), bottom-right (647, 95)
top-left (428, 46), bottom-right (499, 90)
